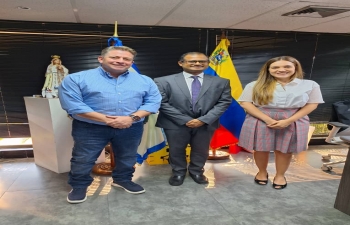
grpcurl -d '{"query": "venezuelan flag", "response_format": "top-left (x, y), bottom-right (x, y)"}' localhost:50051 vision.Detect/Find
top-left (204, 38), bottom-right (246, 153)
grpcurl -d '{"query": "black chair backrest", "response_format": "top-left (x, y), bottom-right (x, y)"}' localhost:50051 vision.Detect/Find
top-left (328, 100), bottom-right (350, 130)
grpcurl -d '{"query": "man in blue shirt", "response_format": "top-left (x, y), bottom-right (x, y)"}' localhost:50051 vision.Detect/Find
top-left (59, 46), bottom-right (161, 204)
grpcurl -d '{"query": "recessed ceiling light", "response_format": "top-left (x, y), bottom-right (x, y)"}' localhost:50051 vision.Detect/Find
top-left (17, 6), bottom-right (31, 10)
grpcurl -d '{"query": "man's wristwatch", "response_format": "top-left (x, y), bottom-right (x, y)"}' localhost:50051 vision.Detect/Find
top-left (129, 114), bottom-right (141, 122)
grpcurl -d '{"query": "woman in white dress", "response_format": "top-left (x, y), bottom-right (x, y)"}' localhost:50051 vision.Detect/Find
top-left (238, 56), bottom-right (324, 189)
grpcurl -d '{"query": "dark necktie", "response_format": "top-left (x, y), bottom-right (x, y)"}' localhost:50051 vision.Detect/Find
top-left (191, 76), bottom-right (201, 112)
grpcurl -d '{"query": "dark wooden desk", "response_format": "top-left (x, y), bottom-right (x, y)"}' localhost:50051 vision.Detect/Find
top-left (334, 136), bottom-right (350, 215)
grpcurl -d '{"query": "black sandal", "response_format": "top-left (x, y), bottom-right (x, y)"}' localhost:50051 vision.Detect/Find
top-left (272, 177), bottom-right (287, 189)
top-left (254, 173), bottom-right (268, 185)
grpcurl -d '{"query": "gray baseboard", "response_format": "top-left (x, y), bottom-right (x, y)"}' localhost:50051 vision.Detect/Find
top-left (0, 149), bottom-right (34, 158)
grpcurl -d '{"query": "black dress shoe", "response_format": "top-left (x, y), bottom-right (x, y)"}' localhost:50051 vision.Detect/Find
top-left (169, 175), bottom-right (185, 186)
top-left (189, 173), bottom-right (208, 184)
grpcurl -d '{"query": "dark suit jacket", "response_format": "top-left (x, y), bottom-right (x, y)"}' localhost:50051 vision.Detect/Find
top-left (154, 72), bottom-right (232, 130)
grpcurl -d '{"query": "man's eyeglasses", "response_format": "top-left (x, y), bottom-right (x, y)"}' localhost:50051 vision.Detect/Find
top-left (182, 60), bottom-right (209, 64)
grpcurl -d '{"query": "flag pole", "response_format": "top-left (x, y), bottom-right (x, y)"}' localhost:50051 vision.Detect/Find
top-left (208, 29), bottom-right (243, 160)
top-left (208, 29), bottom-right (231, 160)
top-left (205, 29), bottom-right (209, 55)
top-left (221, 30), bottom-right (226, 39)
top-left (92, 21), bottom-right (120, 175)
top-left (113, 21), bottom-right (118, 37)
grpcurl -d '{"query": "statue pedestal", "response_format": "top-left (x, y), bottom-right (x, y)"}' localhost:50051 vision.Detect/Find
top-left (24, 97), bottom-right (104, 173)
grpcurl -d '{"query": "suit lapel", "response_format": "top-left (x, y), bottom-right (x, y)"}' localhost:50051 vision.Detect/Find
top-left (174, 73), bottom-right (192, 103)
top-left (195, 75), bottom-right (213, 103)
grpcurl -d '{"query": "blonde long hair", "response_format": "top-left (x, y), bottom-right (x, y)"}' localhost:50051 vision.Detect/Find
top-left (252, 56), bottom-right (304, 105)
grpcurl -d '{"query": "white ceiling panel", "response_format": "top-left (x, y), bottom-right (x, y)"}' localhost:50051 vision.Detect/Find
top-left (231, 1), bottom-right (350, 32)
top-left (0, 0), bottom-right (76, 23)
top-left (289, 0), bottom-right (350, 5)
top-left (0, 0), bottom-right (349, 33)
top-left (262, 0), bottom-right (347, 3)
top-left (75, 0), bottom-right (184, 25)
top-left (158, 0), bottom-right (288, 28)
top-left (296, 17), bottom-right (350, 33)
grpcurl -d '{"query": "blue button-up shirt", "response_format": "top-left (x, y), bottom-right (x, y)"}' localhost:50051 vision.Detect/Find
top-left (58, 67), bottom-right (161, 125)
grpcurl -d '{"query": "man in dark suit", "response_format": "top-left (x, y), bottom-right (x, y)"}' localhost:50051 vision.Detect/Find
top-left (154, 52), bottom-right (232, 186)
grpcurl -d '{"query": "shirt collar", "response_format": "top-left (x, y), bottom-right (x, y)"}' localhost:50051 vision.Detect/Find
top-left (276, 78), bottom-right (301, 86)
top-left (98, 66), bottom-right (129, 79)
top-left (291, 78), bottom-right (301, 84)
top-left (183, 71), bottom-right (204, 79)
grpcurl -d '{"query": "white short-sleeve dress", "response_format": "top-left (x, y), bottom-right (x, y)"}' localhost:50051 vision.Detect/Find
top-left (238, 78), bottom-right (324, 153)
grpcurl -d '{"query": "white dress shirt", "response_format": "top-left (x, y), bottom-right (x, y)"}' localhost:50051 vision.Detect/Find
top-left (183, 72), bottom-right (204, 95)
top-left (238, 78), bottom-right (324, 108)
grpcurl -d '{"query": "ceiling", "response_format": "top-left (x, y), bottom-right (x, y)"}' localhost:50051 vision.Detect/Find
top-left (1, 0), bottom-right (350, 33)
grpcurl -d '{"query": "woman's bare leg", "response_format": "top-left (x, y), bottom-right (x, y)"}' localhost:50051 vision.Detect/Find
top-left (274, 150), bottom-right (292, 188)
top-left (253, 151), bottom-right (270, 182)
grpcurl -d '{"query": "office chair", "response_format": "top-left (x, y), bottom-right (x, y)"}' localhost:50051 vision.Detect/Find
top-left (321, 122), bottom-right (350, 171)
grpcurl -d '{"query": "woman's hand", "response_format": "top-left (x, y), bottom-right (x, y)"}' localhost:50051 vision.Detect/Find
top-left (267, 119), bottom-right (292, 129)
top-left (264, 118), bottom-right (278, 126)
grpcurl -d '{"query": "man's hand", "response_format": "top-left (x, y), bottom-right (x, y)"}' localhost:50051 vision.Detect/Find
top-left (105, 116), bottom-right (133, 129)
top-left (186, 119), bottom-right (205, 128)
top-left (267, 119), bottom-right (292, 129)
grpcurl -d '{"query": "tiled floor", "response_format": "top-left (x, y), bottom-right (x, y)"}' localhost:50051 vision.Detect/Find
top-left (0, 145), bottom-right (350, 225)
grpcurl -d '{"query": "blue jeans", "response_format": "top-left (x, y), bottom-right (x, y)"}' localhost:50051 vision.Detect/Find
top-left (68, 119), bottom-right (143, 188)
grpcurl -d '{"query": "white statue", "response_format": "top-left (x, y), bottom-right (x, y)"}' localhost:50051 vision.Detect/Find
top-left (42, 55), bottom-right (68, 98)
